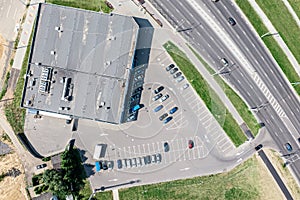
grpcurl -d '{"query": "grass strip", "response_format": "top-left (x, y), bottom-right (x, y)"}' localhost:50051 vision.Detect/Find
top-left (164, 41), bottom-right (246, 146)
top-left (119, 157), bottom-right (261, 200)
top-left (236, 0), bottom-right (300, 95)
top-left (46, 0), bottom-right (114, 13)
top-left (288, 0), bottom-right (300, 20)
top-left (4, 33), bottom-right (33, 133)
top-left (79, 180), bottom-right (113, 200)
top-left (0, 72), bottom-right (10, 101)
top-left (188, 46), bottom-right (260, 136)
top-left (256, 0), bottom-right (300, 66)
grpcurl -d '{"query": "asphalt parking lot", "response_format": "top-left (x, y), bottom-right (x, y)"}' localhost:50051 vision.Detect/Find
top-left (24, 43), bottom-right (237, 190)
top-left (72, 46), bottom-right (236, 190)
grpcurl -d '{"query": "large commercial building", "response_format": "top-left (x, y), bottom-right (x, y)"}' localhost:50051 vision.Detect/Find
top-left (21, 3), bottom-right (153, 124)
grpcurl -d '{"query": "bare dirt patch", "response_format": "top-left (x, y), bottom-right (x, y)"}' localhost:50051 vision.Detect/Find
top-left (0, 129), bottom-right (27, 200)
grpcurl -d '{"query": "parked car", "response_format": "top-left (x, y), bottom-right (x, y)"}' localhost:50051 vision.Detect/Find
top-left (188, 140), bottom-right (194, 149)
top-left (136, 157), bottom-right (142, 167)
top-left (298, 138), bottom-right (300, 143)
top-left (169, 107), bottom-right (178, 114)
top-left (101, 160), bottom-right (108, 170)
top-left (152, 93), bottom-right (163, 101)
top-left (151, 154), bottom-right (157, 163)
top-left (117, 159), bottom-right (122, 169)
top-left (154, 105), bottom-right (163, 112)
top-left (170, 67), bottom-right (178, 74)
top-left (156, 153), bottom-right (162, 163)
top-left (182, 84), bottom-right (189, 90)
top-left (154, 86), bottom-right (164, 94)
top-left (127, 113), bottom-right (137, 121)
top-left (126, 159), bottom-right (132, 168)
top-left (36, 163), bottom-right (47, 170)
top-left (164, 142), bottom-right (170, 152)
top-left (107, 161), bottom-right (114, 170)
top-left (160, 94), bottom-right (169, 102)
top-left (122, 159), bottom-right (127, 168)
top-left (144, 155), bottom-right (151, 165)
top-left (228, 17), bottom-right (236, 26)
top-left (132, 158), bottom-right (137, 167)
top-left (285, 143), bottom-right (293, 152)
top-left (177, 76), bottom-right (184, 82)
top-left (166, 64), bottom-right (175, 71)
top-left (133, 87), bottom-right (143, 94)
top-left (163, 116), bottom-right (173, 124)
top-left (136, 69), bottom-right (144, 75)
top-left (159, 113), bottom-right (168, 121)
top-left (134, 75), bottom-right (144, 81)
top-left (173, 72), bottom-right (182, 79)
top-left (255, 144), bottom-right (263, 151)
top-left (95, 161), bottom-right (102, 172)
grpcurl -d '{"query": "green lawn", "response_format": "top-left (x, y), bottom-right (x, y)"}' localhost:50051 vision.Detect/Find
top-left (188, 46), bottom-right (260, 136)
top-left (235, 0), bottom-right (300, 95)
top-left (288, 0), bottom-right (300, 19)
top-left (79, 180), bottom-right (112, 200)
top-left (164, 41), bottom-right (246, 146)
top-left (4, 31), bottom-right (32, 133)
top-left (0, 72), bottom-right (10, 101)
top-left (46, 0), bottom-right (113, 13)
top-left (256, 0), bottom-right (300, 64)
top-left (119, 157), bottom-right (262, 200)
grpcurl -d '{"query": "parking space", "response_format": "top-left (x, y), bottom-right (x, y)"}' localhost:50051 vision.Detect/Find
top-left (89, 135), bottom-right (208, 173)
top-left (157, 55), bottom-right (235, 155)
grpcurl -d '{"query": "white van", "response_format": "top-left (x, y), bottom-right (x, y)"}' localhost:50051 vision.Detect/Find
top-left (93, 144), bottom-right (104, 160)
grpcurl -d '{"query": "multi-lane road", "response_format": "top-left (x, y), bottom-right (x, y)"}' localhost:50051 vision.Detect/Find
top-left (149, 0), bottom-right (300, 184)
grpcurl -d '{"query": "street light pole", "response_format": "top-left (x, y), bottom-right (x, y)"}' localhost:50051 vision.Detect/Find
top-left (291, 82), bottom-right (300, 86)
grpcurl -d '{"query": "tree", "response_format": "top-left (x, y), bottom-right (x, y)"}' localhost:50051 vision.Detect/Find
top-left (42, 169), bottom-right (69, 198)
top-left (42, 148), bottom-right (86, 199)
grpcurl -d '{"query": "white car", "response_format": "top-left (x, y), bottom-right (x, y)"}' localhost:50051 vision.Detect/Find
top-left (182, 84), bottom-right (189, 90)
top-left (160, 94), bottom-right (169, 102)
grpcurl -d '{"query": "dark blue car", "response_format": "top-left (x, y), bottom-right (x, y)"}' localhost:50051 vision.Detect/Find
top-left (285, 143), bottom-right (292, 152)
top-left (163, 116), bottom-right (173, 124)
top-left (169, 107), bottom-right (178, 114)
top-left (154, 105), bottom-right (163, 112)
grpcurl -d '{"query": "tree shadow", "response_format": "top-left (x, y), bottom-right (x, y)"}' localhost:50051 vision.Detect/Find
top-left (78, 149), bottom-right (95, 177)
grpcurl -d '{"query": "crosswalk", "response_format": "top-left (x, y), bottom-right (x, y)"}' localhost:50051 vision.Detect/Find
top-left (253, 73), bottom-right (286, 117)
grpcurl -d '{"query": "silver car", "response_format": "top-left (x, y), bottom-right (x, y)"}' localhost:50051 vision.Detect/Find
top-left (160, 94), bottom-right (169, 102)
top-left (132, 158), bottom-right (137, 167)
top-left (156, 153), bottom-right (162, 163)
top-left (136, 157), bottom-right (142, 167)
top-left (152, 93), bottom-right (163, 101)
top-left (126, 159), bottom-right (132, 168)
top-left (176, 76), bottom-right (184, 82)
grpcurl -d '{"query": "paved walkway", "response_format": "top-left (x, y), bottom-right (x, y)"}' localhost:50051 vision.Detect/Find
top-left (248, 0), bottom-right (300, 77)
top-left (12, 0), bottom-right (44, 70)
top-left (112, 189), bottom-right (119, 200)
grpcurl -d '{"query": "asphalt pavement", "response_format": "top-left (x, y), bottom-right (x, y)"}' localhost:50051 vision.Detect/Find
top-left (148, 0), bottom-right (300, 187)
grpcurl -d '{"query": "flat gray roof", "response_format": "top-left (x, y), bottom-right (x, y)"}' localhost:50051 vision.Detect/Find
top-left (22, 3), bottom-right (139, 124)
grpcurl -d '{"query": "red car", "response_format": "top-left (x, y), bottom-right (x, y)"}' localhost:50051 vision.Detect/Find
top-left (188, 140), bottom-right (194, 149)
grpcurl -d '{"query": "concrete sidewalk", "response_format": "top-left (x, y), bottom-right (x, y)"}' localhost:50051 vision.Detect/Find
top-left (112, 189), bottom-right (119, 200)
top-left (12, 0), bottom-right (44, 71)
top-left (248, 0), bottom-right (300, 77)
